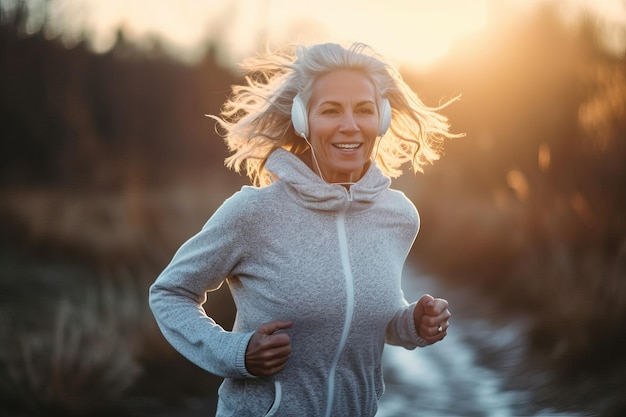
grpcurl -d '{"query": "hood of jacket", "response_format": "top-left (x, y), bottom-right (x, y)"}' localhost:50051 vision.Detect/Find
top-left (265, 148), bottom-right (391, 213)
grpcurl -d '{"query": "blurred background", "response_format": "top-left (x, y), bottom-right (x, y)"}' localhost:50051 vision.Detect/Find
top-left (0, 0), bottom-right (624, 416)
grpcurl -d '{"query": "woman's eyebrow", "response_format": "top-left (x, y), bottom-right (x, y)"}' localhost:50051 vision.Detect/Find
top-left (317, 100), bottom-right (376, 106)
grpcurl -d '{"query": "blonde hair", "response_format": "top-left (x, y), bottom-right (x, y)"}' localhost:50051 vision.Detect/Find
top-left (212, 42), bottom-right (462, 186)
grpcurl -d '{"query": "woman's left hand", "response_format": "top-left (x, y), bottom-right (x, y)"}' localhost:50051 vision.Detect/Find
top-left (413, 294), bottom-right (451, 345)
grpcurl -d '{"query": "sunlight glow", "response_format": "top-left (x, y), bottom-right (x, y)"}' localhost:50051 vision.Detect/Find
top-left (260, 0), bottom-right (489, 68)
top-left (538, 144), bottom-right (551, 172)
top-left (506, 170), bottom-right (530, 202)
top-left (44, 0), bottom-right (490, 67)
top-left (502, 0), bottom-right (626, 57)
top-left (42, 0), bottom-right (625, 68)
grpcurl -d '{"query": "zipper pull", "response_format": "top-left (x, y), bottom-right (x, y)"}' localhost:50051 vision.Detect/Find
top-left (343, 187), bottom-right (353, 202)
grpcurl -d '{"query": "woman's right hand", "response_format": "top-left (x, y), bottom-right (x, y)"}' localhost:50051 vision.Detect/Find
top-left (245, 320), bottom-right (293, 376)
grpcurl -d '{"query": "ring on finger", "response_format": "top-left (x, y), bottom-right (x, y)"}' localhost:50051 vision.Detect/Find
top-left (437, 325), bottom-right (443, 333)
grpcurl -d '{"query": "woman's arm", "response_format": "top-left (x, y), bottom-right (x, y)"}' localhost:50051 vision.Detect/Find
top-left (149, 192), bottom-right (257, 378)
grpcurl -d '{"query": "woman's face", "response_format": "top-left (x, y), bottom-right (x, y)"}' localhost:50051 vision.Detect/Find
top-left (307, 69), bottom-right (380, 184)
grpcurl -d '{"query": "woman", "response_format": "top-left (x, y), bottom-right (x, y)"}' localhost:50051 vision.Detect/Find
top-left (150, 42), bottom-right (458, 416)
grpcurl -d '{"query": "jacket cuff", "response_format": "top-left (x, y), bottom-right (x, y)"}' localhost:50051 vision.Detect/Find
top-left (407, 303), bottom-right (431, 348)
top-left (234, 331), bottom-right (258, 378)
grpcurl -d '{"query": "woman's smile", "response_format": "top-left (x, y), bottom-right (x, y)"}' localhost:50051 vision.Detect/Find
top-left (333, 143), bottom-right (361, 150)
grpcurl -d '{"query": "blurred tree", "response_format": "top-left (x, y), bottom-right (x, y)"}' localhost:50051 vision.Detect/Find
top-left (406, 4), bottom-right (625, 257)
top-left (402, 7), bottom-right (626, 406)
top-left (0, 0), bottom-right (240, 189)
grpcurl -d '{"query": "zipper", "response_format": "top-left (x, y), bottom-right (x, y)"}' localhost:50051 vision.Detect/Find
top-left (264, 381), bottom-right (282, 417)
top-left (324, 190), bottom-right (354, 417)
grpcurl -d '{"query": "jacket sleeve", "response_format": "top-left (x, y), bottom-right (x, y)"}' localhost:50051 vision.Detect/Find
top-left (385, 300), bottom-right (430, 349)
top-left (149, 191), bottom-right (256, 379)
top-left (384, 195), bottom-right (428, 348)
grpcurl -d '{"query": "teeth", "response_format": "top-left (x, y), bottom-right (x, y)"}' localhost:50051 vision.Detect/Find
top-left (334, 143), bottom-right (360, 149)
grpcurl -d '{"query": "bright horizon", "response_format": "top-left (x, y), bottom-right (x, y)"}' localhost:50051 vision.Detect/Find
top-left (19, 0), bottom-right (626, 68)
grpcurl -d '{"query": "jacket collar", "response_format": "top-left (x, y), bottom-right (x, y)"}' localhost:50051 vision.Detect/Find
top-left (265, 148), bottom-right (390, 212)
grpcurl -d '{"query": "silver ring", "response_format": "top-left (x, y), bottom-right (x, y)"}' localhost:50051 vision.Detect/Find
top-left (437, 325), bottom-right (443, 333)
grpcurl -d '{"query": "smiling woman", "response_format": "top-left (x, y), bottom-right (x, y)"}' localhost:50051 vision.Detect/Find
top-left (149, 41), bottom-right (458, 416)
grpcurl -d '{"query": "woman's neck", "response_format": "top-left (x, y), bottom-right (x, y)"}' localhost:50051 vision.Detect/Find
top-left (297, 150), bottom-right (369, 188)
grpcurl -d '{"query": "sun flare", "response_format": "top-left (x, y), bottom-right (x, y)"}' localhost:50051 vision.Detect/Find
top-left (45, 0), bottom-right (490, 67)
top-left (43, 0), bottom-right (625, 68)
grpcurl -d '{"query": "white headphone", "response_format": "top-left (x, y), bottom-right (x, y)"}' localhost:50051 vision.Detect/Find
top-left (291, 94), bottom-right (392, 138)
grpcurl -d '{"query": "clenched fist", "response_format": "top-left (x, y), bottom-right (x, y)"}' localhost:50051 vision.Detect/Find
top-left (413, 294), bottom-right (451, 345)
top-left (245, 320), bottom-right (293, 376)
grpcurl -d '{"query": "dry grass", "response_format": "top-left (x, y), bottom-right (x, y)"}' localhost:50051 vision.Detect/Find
top-left (0, 183), bottom-right (238, 416)
top-left (0, 279), bottom-right (143, 416)
top-left (0, 180), bottom-right (238, 268)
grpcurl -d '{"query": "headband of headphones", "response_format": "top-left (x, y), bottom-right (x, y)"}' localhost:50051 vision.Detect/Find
top-left (291, 94), bottom-right (391, 138)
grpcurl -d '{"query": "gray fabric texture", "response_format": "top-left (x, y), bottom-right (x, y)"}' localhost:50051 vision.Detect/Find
top-left (149, 148), bottom-right (427, 416)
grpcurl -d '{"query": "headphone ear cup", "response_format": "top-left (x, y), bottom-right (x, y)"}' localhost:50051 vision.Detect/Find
top-left (291, 95), bottom-right (309, 138)
top-left (378, 98), bottom-right (392, 137)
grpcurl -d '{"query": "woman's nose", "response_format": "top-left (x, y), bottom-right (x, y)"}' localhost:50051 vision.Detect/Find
top-left (339, 111), bottom-right (360, 132)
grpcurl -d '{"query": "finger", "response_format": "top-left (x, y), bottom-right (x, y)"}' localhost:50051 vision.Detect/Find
top-left (424, 310), bottom-right (452, 327)
top-left (413, 294), bottom-right (433, 324)
top-left (435, 321), bottom-right (450, 334)
top-left (441, 321), bottom-right (450, 333)
top-left (418, 295), bottom-right (450, 317)
top-left (261, 345), bottom-right (292, 363)
top-left (252, 345), bottom-right (292, 366)
top-left (261, 338), bottom-right (293, 356)
top-left (436, 316), bottom-right (451, 331)
top-left (434, 308), bottom-right (452, 327)
top-left (431, 298), bottom-right (450, 316)
top-left (254, 359), bottom-right (289, 377)
top-left (257, 320), bottom-right (294, 335)
top-left (256, 322), bottom-right (293, 352)
top-left (423, 297), bottom-right (448, 316)
top-left (420, 322), bottom-right (443, 338)
top-left (417, 294), bottom-right (435, 313)
top-left (248, 357), bottom-right (289, 377)
top-left (250, 331), bottom-right (292, 352)
top-left (419, 318), bottom-right (450, 339)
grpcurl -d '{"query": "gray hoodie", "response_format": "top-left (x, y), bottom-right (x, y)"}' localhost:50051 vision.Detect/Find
top-left (149, 148), bottom-right (427, 416)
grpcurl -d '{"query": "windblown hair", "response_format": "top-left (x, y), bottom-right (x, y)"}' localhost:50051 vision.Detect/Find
top-left (212, 42), bottom-right (462, 186)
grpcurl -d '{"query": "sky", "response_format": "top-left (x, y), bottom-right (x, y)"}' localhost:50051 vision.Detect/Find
top-left (16, 0), bottom-right (626, 68)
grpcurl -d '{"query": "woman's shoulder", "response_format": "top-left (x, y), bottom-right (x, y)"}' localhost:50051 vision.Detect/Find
top-left (214, 183), bottom-right (283, 220)
top-left (380, 187), bottom-right (420, 225)
top-left (234, 183), bottom-right (283, 203)
top-left (384, 187), bottom-right (418, 210)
